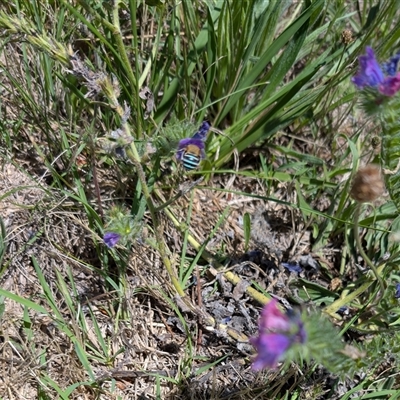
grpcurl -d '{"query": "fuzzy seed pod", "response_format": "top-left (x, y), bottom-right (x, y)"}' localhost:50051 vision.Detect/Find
top-left (350, 164), bottom-right (385, 203)
top-left (341, 29), bottom-right (353, 45)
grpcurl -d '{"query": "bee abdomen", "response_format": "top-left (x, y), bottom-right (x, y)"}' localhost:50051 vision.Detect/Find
top-left (182, 152), bottom-right (201, 170)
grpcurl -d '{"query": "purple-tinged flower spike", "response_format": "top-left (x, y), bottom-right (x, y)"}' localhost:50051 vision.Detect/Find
top-left (104, 232), bottom-right (121, 248)
top-left (250, 299), bottom-right (306, 370)
top-left (192, 121), bottom-right (211, 141)
top-left (352, 47), bottom-right (384, 89)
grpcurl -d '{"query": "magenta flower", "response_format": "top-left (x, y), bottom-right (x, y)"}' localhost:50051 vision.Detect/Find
top-left (250, 299), bottom-right (306, 370)
top-left (379, 73), bottom-right (400, 96)
top-left (104, 232), bottom-right (121, 248)
top-left (352, 47), bottom-right (400, 97)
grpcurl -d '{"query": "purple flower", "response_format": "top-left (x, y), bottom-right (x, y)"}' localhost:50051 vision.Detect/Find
top-left (352, 47), bottom-right (384, 89)
top-left (192, 121), bottom-right (211, 141)
top-left (251, 333), bottom-right (292, 370)
top-left (382, 52), bottom-right (400, 76)
top-left (379, 73), bottom-right (400, 96)
top-left (104, 232), bottom-right (121, 248)
top-left (281, 261), bottom-right (302, 274)
top-left (352, 47), bottom-right (400, 97)
top-left (250, 299), bottom-right (306, 370)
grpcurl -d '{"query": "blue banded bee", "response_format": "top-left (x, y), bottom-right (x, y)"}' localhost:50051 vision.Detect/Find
top-left (180, 144), bottom-right (203, 170)
top-left (176, 121), bottom-right (210, 170)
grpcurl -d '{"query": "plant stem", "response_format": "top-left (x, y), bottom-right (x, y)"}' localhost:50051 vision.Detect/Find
top-left (108, 1), bottom-right (184, 296)
top-left (124, 146), bottom-right (185, 297)
top-left (353, 203), bottom-right (385, 295)
top-left (111, 0), bottom-right (139, 117)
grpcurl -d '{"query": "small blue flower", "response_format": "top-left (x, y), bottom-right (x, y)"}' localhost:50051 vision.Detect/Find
top-left (395, 283), bottom-right (400, 299)
top-left (382, 52), bottom-right (400, 76)
top-left (104, 232), bottom-right (121, 248)
top-left (281, 262), bottom-right (302, 274)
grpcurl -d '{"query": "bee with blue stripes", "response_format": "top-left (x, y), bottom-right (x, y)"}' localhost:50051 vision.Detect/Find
top-left (179, 143), bottom-right (203, 170)
top-left (176, 121), bottom-right (210, 170)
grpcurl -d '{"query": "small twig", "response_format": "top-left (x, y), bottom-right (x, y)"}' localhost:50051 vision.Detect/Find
top-left (154, 177), bottom-right (204, 212)
top-left (196, 266), bottom-right (203, 349)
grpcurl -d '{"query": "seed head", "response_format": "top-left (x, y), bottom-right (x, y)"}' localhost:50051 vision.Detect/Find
top-left (341, 29), bottom-right (353, 45)
top-left (350, 164), bottom-right (384, 203)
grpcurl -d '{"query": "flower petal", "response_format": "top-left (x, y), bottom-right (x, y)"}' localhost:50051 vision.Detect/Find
top-left (192, 121), bottom-right (211, 141)
top-left (104, 232), bottom-right (121, 248)
top-left (382, 52), bottom-right (400, 76)
top-left (259, 299), bottom-right (291, 332)
top-left (379, 73), bottom-right (400, 96)
top-left (352, 47), bottom-right (384, 89)
top-left (250, 333), bottom-right (291, 370)
top-left (395, 283), bottom-right (400, 299)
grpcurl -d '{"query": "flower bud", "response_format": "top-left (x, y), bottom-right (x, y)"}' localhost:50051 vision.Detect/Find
top-left (341, 29), bottom-right (353, 45)
top-left (350, 164), bottom-right (384, 202)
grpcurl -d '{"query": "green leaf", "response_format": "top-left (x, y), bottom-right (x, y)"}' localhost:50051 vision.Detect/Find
top-left (290, 278), bottom-right (338, 305)
top-left (217, 0), bottom-right (324, 121)
top-left (380, 101), bottom-right (400, 214)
